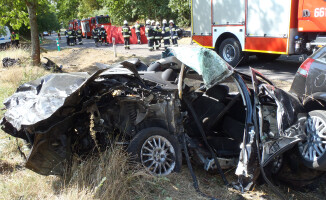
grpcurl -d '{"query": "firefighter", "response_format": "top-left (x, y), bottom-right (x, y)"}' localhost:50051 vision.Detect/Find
top-left (154, 21), bottom-right (162, 50)
top-left (65, 30), bottom-right (69, 45)
top-left (162, 19), bottom-right (170, 49)
top-left (169, 20), bottom-right (179, 47)
top-left (122, 20), bottom-right (131, 49)
top-left (92, 25), bottom-right (100, 47)
top-left (100, 25), bottom-right (108, 45)
top-left (145, 20), bottom-right (154, 51)
top-left (76, 28), bottom-right (82, 45)
top-left (151, 20), bottom-right (159, 50)
top-left (67, 27), bottom-right (75, 46)
top-left (11, 32), bottom-right (19, 47)
top-left (133, 21), bottom-right (142, 44)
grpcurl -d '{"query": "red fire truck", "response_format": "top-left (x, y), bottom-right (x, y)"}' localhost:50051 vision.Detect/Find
top-left (192, 0), bottom-right (326, 66)
top-left (68, 19), bottom-right (81, 31)
top-left (81, 15), bottom-right (111, 38)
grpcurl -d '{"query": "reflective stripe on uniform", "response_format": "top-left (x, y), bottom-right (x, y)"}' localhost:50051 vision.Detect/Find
top-left (123, 35), bottom-right (130, 38)
top-left (147, 36), bottom-right (154, 39)
top-left (172, 36), bottom-right (178, 39)
top-left (164, 37), bottom-right (170, 40)
top-left (155, 37), bottom-right (161, 39)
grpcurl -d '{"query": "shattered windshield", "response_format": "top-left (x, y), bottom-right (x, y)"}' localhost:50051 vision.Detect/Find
top-left (169, 47), bottom-right (233, 88)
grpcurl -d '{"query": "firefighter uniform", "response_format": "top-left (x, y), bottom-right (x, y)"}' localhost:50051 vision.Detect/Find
top-left (162, 20), bottom-right (170, 48)
top-left (154, 22), bottom-right (162, 50)
top-left (11, 32), bottom-right (19, 47)
top-left (76, 29), bottom-right (83, 44)
top-left (92, 27), bottom-right (100, 46)
top-left (100, 25), bottom-right (108, 45)
top-left (133, 22), bottom-right (142, 44)
top-left (145, 20), bottom-right (155, 51)
top-left (67, 29), bottom-right (75, 46)
top-left (169, 20), bottom-right (179, 47)
top-left (122, 21), bottom-right (131, 49)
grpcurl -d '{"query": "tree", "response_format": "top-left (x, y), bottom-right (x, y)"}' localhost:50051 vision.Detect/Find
top-left (26, 0), bottom-right (40, 65)
top-left (55, 0), bottom-right (79, 27)
top-left (38, 4), bottom-right (61, 32)
top-left (168, 0), bottom-right (191, 27)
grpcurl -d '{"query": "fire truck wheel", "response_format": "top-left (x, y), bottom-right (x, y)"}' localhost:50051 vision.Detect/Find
top-left (218, 38), bottom-right (242, 67)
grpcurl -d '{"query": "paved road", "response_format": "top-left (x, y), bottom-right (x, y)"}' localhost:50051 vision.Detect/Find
top-left (42, 34), bottom-right (303, 83)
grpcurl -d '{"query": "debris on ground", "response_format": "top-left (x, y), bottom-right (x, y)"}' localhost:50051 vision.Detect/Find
top-left (42, 57), bottom-right (62, 72)
top-left (2, 57), bottom-right (20, 68)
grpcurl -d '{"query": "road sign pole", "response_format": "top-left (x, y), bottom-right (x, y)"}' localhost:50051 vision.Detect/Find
top-left (113, 37), bottom-right (117, 57)
top-left (56, 38), bottom-right (60, 51)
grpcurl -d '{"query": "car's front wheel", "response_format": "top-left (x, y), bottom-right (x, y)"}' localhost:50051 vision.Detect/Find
top-left (127, 127), bottom-right (182, 176)
top-left (298, 110), bottom-right (326, 170)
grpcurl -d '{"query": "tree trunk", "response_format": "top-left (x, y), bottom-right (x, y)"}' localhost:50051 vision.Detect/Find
top-left (26, 0), bottom-right (40, 66)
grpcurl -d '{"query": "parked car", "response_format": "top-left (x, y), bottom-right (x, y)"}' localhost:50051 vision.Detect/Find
top-left (290, 46), bottom-right (326, 170)
top-left (43, 31), bottom-right (49, 36)
top-left (0, 47), bottom-right (324, 192)
top-left (0, 26), bottom-right (11, 49)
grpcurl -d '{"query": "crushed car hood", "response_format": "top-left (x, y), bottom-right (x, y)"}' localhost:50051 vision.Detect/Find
top-left (2, 72), bottom-right (90, 131)
top-left (169, 47), bottom-right (233, 89)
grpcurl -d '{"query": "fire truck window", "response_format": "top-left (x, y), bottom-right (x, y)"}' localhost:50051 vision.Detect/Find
top-left (91, 19), bottom-right (95, 24)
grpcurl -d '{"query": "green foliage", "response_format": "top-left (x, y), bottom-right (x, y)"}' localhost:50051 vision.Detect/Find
top-left (37, 4), bottom-right (61, 32)
top-left (54, 0), bottom-right (80, 27)
top-left (168, 0), bottom-right (191, 27)
top-left (55, 0), bottom-right (190, 26)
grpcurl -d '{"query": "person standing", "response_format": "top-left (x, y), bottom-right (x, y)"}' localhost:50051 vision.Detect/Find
top-left (162, 19), bottom-right (170, 49)
top-left (133, 21), bottom-right (142, 44)
top-left (11, 32), bottom-right (19, 47)
top-left (92, 25), bottom-right (100, 47)
top-left (151, 20), bottom-right (159, 50)
top-left (100, 25), bottom-right (108, 45)
top-left (154, 21), bottom-right (162, 50)
top-left (145, 20), bottom-right (154, 51)
top-left (67, 27), bottom-right (75, 46)
top-left (169, 20), bottom-right (179, 47)
top-left (122, 20), bottom-right (131, 49)
top-left (76, 28), bottom-right (83, 45)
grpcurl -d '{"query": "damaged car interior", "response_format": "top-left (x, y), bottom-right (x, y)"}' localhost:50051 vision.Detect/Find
top-left (1, 47), bottom-right (326, 199)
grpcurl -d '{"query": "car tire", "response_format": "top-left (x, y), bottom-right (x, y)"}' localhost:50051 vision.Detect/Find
top-left (127, 127), bottom-right (182, 176)
top-left (278, 150), bottom-right (324, 188)
top-left (218, 38), bottom-right (243, 67)
top-left (256, 53), bottom-right (281, 61)
top-left (298, 110), bottom-right (326, 170)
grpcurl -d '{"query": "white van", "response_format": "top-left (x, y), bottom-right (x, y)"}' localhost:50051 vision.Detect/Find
top-left (0, 26), bottom-right (11, 48)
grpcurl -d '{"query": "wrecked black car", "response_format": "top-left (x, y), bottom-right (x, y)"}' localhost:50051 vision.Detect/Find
top-left (0, 47), bottom-right (324, 192)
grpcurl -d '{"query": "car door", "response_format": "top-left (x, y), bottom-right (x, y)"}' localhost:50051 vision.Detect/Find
top-left (250, 68), bottom-right (307, 167)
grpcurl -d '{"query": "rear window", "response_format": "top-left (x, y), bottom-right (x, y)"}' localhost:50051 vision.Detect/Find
top-left (316, 51), bottom-right (326, 64)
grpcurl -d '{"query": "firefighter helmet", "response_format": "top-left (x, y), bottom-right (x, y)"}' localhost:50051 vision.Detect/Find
top-left (169, 20), bottom-right (174, 24)
top-left (151, 20), bottom-right (155, 25)
top-left (101, 25), bottom-right (104, 28)
top-left (123, 20), bottom-right (128, 25)
top-left (162, 19), bottom-right (167, 24)
top-left (156, 21), bottom-right (160, 26)
top-left (146, 19), bottom-right (151, 25)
